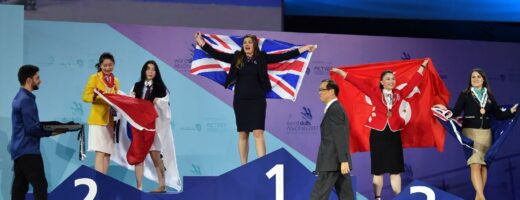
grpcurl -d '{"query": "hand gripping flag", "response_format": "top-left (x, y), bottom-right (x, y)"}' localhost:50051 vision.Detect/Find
top-left (191, 33), bottom-right (314, 101)
top-left (433, 105), bottom-right (520, 166)
top-left (331, 58), bottom-right (450, 153)
top-left (95, 90), bottom-right (157, 165)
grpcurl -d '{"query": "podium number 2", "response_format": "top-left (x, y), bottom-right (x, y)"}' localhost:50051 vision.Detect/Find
top-left (410, 186), bottom-right (435, 200)
top-left (266, 164), bottom-right (284, 200)
top-left (74, 178), bottom-right (97, 200)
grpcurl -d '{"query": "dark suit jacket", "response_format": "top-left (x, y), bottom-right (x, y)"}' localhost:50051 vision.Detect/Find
top-left (316, 101), bottom-right (352, 172)
top-left (451, 91), bottom-right (513, 129)
top-left (201, 43), bottom-right (300, 92)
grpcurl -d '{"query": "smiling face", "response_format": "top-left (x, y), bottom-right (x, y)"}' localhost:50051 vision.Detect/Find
top-left (100, 59), bottom-right (114, 74)
top-left (380, 72), bottom-right (396, 90)
top-left (470, 71), bottom-right (484, 88)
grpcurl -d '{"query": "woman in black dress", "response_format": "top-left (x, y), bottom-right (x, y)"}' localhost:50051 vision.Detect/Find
top-left (195, 32), bottom-right (315, 164)
top-left (434, 69), bottom-right (518, 200)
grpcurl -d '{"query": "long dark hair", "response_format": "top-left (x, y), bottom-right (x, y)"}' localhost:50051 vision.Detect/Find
top-left (234, 34), bottom-right (261, 69)
top-left (463, 68), bottom-right (494, 98)
top-left (379, 70), bottom-right (394, 90)
top-left (133, 60), bottom-right (168, 102)
top-left (95, 52), bottom-right (115, 72)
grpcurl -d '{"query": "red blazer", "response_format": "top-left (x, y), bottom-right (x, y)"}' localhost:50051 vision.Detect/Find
top-left (344, 72), bottom-right (423, 132)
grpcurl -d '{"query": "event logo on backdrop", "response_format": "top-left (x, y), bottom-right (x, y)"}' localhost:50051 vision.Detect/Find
top-left (178, 122), bottom-right (202, 133)
top-left (203, 117), bottom-right (229, 133)
top-left (286, 106), bottom-right (319, 134)
top-left (311, 60), bottom-right (333, 76)
top-left (401, 52), bottom-right (411, 60)
top-left (173, 44), bottom-right (196, 73)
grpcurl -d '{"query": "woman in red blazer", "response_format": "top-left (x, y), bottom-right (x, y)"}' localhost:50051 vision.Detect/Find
top-left (333, 59), bottom-right (428, 200)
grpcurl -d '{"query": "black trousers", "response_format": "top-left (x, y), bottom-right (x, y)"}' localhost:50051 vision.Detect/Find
top-left (310, 171), bottom-right (354, 200)
top-left (12, 154), bottom-right (48, 200)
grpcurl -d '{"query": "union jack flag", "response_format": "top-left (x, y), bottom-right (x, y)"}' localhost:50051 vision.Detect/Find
top-left (190, 34), bottom-right (314, 101)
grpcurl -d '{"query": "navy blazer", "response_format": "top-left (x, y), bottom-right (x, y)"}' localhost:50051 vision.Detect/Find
top-left (451, 91), bottom-right (513, 129)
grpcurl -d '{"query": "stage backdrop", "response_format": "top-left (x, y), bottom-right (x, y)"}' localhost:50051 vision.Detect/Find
top-left (1, 5), bottom-right (520, 200)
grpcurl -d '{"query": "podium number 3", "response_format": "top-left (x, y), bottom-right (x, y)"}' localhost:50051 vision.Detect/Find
top-left (411, 186), bottom-right (435, 200)
top-left (266, 164), bottom-right (284, 200)
top-left (74, 178), bottom-right (97, 200)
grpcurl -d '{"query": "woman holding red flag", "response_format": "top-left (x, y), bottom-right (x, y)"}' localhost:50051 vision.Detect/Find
top-left (332, 59), bottom-right (428, 200)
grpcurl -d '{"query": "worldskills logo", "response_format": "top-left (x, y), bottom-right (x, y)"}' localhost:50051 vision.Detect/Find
top-left (286, 106), bottom-right (319, 134)
top-left (173, 44), bottom-right (196, 73)
top-left (301, 107), bottom-right (312, 123)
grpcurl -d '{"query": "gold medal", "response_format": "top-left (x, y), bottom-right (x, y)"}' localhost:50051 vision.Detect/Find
top-left (480, 107), bottom-right (486, 115)
top-left (387, 110), bottom-right (392, 118)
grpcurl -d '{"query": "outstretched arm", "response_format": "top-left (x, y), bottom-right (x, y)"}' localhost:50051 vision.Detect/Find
top-left (266, 45), bottom-right (315, 64)
top-left (400, 59), bottom-right (429, 97)
top-left (195, 32), bottom-right (234, 63)
top-left (331, 68), bottom-right (376, 96)
top-left (417, 59), bottom-right (429, 75)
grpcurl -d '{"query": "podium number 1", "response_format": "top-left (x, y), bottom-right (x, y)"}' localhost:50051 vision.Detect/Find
top-left (266, 164), bottom-right (284, 200)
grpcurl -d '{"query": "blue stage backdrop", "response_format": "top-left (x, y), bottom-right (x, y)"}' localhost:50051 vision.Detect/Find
top-left (1, 4), bottom-right (520, 200)
top-left (285, 0), bottom-right (520, 22)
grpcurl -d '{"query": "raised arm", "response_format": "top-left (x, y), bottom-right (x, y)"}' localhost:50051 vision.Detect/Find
top-left (399, 59), bottom-right (428, 98)
top-left (331, 68), bottom-right (377, 96)
top-left (266, 45), bottom-right (315, 64)
top-left (195, 32), bottom-right (234, 63)
top-left (417, 59), bottom-right (428, 75)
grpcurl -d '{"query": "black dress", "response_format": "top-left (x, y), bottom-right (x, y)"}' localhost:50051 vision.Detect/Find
top-left (201, 43), bottom-right (300, 132)
top-left (370, 125), bottom-right (404, 175)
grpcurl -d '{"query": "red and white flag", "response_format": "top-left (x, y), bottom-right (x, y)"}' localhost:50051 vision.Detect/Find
top-left (95, 91), bottom-right (157, 164)
top-left (331, 58), bottom-right (450, 153)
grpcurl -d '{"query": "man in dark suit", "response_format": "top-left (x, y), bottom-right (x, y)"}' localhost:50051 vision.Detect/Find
top-left (310, 79), bottom-right (354, 200)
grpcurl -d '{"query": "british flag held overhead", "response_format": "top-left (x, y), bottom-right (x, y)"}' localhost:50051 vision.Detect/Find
top-left (190, 33), bottom-right (315, 101)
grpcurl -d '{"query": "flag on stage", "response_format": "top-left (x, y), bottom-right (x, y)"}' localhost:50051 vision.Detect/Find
top-left (97, 91), bottom-right (183, 191)
top-left (433, 105), bottom-right (520, 166)
top-left (94, 91), bottom-right (157, 165)
top-left (191, 33), bottom-right (314, 101)
top-left (331, 58), bottom-right (450, 153)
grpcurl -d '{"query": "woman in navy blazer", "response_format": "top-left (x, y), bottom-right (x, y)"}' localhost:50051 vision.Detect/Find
top-left (435, 68), bottom-right (517, 200)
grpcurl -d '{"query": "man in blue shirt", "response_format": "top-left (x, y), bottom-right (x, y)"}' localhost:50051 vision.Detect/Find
top-left (10, 65), bottom-right (65, 200)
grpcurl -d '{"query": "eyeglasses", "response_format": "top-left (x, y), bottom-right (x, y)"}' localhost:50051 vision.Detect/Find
top-left (319, 88), bottom-right (330, 92)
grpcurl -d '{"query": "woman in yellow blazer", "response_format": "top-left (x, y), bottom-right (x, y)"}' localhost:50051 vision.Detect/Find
top-left (82, 52), bottom-right (120, 174)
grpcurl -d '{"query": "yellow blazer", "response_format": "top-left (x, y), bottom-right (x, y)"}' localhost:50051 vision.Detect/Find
top-left (82, 72), bottom-right (120, 126)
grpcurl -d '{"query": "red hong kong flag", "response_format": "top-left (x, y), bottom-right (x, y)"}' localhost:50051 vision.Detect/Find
top-left (95, 90), bottom-right (158, 165)
top-left (331, 58), bottom-right (450, 153)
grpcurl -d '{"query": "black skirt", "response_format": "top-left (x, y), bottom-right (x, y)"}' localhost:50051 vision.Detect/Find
top-left (233, 97), bottom-right (266, 132)
top-left (370, 125), bottom-right (405, 175)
